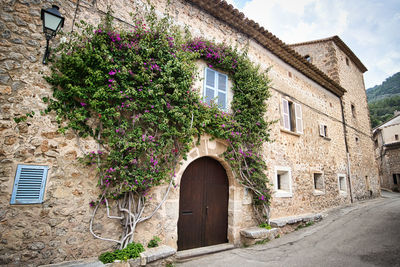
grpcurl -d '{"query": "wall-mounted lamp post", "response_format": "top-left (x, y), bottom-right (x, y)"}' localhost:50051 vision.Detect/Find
top-left (40, 5), bottom-right (65, 64)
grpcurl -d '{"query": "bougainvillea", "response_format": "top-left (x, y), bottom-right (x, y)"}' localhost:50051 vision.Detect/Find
top-left (43, 6), bottom-right (272, 249)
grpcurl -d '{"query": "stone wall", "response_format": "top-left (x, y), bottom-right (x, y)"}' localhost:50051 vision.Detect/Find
top-left (380, 146), bottom-right (400, 191)
top-left (291, 40), bottom-right (380, 200)
top-left (291, 41), bottom-right (339, 83)
top-left (334, 43), bottom-right (380, 199)
top-left (0, 0), bottom-right (380, 265)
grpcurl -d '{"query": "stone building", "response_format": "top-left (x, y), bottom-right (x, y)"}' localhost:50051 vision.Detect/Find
top-left (373, 112), bottom-right (400, 191)
top-left (0, 0), bottom-right (380, 265)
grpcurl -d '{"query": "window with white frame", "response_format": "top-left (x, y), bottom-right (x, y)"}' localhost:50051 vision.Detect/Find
top-left (338, 174), bottom-right (347, 194)
top-left (274, 166), bottom-right (292, 197)
top-left (204, 67), bottom-right (228, 110)
top-left (319, 124), bottom-right (328, 138)
top-left (281, 98), bottom-right (303, 134)
top-left (313, 173), bottom-right (324, 194)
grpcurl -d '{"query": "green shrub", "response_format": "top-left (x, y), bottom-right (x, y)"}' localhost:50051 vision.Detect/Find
top-left (148, 236), bottom-right (161, 248)
top-left (98, 251), bottom-right (115, 264)
top-left (259, 223), bottom-right (272, 230)
top-left (98, 242), bottom-right (145, 264)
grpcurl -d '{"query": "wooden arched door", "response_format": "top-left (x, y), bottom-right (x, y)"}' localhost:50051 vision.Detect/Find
top-left (178, 157), bottom-right (229, 251)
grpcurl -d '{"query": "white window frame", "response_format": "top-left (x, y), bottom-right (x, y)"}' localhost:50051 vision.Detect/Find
top-left (319, 123), bottom-right (328, 138)
top-left (274, 166), bottom-right (293, 198)
top-left (203, 67), bottom-right (228, 110)
top-left (313, 172), bottom-right (325, 195)
top-left (337, 174), bottom-right (347, 195)
top-left (281, 98), bottom-right (303, 134)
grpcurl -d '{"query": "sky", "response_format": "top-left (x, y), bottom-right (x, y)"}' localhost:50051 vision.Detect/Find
top-left (224, 0), bottom-right (400, 89)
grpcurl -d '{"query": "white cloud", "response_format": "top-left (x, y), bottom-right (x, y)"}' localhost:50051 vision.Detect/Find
top-left (224, 0), bottom-right (238, 8)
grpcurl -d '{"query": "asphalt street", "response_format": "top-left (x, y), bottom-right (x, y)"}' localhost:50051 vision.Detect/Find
top-left (177, 191), bottom-right (400, 267)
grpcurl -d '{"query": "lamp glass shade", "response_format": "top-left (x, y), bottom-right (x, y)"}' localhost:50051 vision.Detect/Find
top-left (44, 12), bottom-right (63, 32)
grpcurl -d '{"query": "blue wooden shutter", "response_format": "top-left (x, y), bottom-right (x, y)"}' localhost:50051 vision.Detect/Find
top-left (11, 165), bottom-right (48, 204)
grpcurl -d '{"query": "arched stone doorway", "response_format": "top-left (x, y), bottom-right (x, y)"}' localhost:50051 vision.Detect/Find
top-left (177, 157), bottom-right (229, 251)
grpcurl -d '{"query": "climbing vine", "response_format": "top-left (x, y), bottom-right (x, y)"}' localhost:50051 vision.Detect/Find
top-left (44, 6), bottom-right (272, 249)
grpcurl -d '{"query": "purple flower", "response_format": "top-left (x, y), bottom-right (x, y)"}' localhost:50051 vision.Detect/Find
top-left (80, 102), bottom-right (86, 107)
top-left (221, 124), bottom-right (225, 128)
top-left (109, 70), bottom-right (117, 75)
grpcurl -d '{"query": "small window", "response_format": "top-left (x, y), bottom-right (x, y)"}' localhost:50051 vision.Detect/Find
top-left (282, 98), bottom-right (303, 134)
top-left (365, 176), bottom-right (370, 191)
top-left (374, 139), bottom-right (378, 148)
top-left (351, 104), bottom-right (356, 117)
top-left (338, 174), bottom-right (347, 194)
top-left (394, 174), bottom-right (399, 185)
top-left (11, 165), bottom-right (49, 204)
top-left (288, 71), bottom-right (292, 78)
top-left (345, 57), bottom-right (349, 66)
top-left (355, 136), bottom-right (359, 142)
top-left (313, 173), bottom-right (324, 192)
top-left (319, 124), bottom-right (328, 138)
top-left (304, 55), bottom-right (311, 62)
top-left (204, 67), bottom-right (228, 110)
top-left (274, 166), bottom-right (292, 197)
top-left (395, 134), bottom-right (399, 141)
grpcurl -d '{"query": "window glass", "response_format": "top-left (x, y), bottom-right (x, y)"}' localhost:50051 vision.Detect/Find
top-left (218, 92), bottom-right (226, 109)
top-left (206, 69), bottom-right (215, 87)
top-left (218, 74), bottom-right (226, 92)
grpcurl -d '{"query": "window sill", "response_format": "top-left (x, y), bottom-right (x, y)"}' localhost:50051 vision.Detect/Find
top-left (280, 128), bottom-right (301, 137)
top-left (313, 190), bottom-right (325, 196)
top-left (274, 190), bottom-right (293, 198)
top-left (320, 136), bottom-right (331, 141)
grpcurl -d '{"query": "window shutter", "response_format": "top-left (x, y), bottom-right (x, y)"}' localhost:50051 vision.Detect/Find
top-left (217, 73), bottom-right (227, 109)
top-left (295, 103), bottom-right (303, 133)
top-left (319, 124), bottom-right (325, 137)
top-left (11, 165), bottom-right (48, 204)
top-left (282, 99), bottom-right (290, 130)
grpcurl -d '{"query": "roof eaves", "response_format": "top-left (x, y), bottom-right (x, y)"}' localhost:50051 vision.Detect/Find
top-left (373, 113), bottom-right (400, 130)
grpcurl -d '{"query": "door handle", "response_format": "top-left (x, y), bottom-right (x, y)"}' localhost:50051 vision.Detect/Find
top-left (206, 206), bottom-right (208, 215)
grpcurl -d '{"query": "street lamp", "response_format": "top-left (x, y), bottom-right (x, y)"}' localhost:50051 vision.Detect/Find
top-left (40, 5), bottom-right (65, 64)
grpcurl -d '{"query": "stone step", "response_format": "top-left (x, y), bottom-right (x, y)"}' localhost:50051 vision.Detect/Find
top-left (40, 258), bottom-right (104, 267)
top-left (270, 213), bottom-right (323, 227)
top-left (139, 245), bottom-right (176, 265)
top-left (240, 227), bottom-right (280, 246)
top-left (40, 246), bottom-right (176, 267)
top-left (175, 243), bottom-right (235, 261)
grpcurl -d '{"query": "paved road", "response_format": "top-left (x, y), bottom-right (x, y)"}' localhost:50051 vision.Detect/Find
top-left (177, 191), bottom-right (400, 267)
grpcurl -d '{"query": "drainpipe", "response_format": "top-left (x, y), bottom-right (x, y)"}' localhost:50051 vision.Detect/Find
top-left (340, 97), bottom-right (354, 203)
